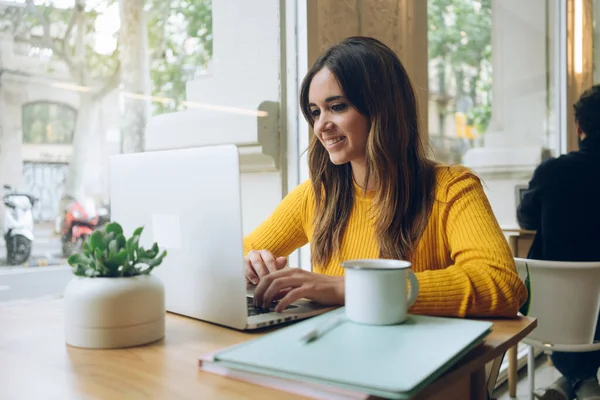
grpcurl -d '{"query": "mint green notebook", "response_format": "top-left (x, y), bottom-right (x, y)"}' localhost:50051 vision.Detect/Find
top-left (212, 308), bottom-right (492, 399)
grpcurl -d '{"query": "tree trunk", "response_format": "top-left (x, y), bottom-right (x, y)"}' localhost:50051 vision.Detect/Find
top-left (64, 2), bottom-right (94, 200)
top-left (119, 0), bottom-right (151, 154)
top-left (64, 93), bottom-right (101, 199)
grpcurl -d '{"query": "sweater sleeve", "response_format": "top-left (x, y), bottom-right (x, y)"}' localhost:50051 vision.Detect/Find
top-left (243, 180), bottom-right (311, 258)
top-left (411, 170), bottom-right (528, 317)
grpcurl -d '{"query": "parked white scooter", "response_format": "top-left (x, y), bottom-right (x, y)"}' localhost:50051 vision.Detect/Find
top-left (3, 185), bottom-right (36, 265)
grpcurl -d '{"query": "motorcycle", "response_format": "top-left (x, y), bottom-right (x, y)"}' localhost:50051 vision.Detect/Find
top-left (57, 196), bottom-right (100, 257)
top-left (3, 185), bottom-right (37, 265)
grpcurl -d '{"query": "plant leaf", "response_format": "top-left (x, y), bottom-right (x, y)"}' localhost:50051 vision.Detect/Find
top-left (116, 234), bottom-right (126, 249)
top-left (126, 237), bottom-right (135, 260)
top-left (85, 268), bottom-right (99, 277)
top-left (72, 264), bottom-right (87, 277)
top-left (69, 221), bottom-right (167, 278)
top-left (115, 249), bottom-right (128, 266)
top-left (138, 250), bottom-right (167, 268)
top-left (108, 239), bottom-right (119, 255)
top-left (139, 266), bottom-right (154, 275)
top-left (131, 233), bottom-right (141, 249)
top-left (137, 248), bottom-right (147, 259)
top-left (94, 248), bottom-right (104, 262)
top-left (105, 222), bottom-right (123, 235)
top-left (145, 243), bottom-right (159, 258)
top-left (90, 231), bottom-right (106, 251)
top-left (68, 253), bottom-right (93, 267)
top-left (103, 232), bottom-right (115, 250)
top-left (67, 253), bottom-right (82, 266)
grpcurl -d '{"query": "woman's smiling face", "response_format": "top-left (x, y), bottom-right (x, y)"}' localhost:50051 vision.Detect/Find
top-left (308, 68), bottom-right (370, 166)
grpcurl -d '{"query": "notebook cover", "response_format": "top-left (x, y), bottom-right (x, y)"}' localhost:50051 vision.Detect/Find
top-left (209, 308), bottom-right (492, 399)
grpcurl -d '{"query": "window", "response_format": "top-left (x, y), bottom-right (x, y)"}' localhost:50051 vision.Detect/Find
top-left (427, 0), bottom-right (563, 228)
top-left (427, 0), bottom-right (562, 164)
top-left (0, 0), bottom-right (290, 283)
top-left (427, 0), bottom-right (492, 164)
top-left (0, 0), bottom-right (216, 275)
top-left (22, 102), bottom-right (77, 144)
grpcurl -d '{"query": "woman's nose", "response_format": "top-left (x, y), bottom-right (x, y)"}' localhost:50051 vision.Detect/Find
top-left (314, 118), bottom-right (331, 135)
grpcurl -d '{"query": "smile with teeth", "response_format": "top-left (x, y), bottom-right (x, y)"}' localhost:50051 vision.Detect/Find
top-left (324, 136), bottom-right (346, 146)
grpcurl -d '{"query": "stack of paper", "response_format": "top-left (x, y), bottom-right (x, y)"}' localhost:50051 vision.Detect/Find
top-left (199, 308), bottom-right (492, 399)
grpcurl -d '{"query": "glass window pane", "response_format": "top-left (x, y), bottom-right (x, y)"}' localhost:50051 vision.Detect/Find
top-left (0, 0), bottom-right (286, 280)
top-left (0, 0), bottom-right (214, 275)
top-left (428, 0), bottom-right (492, 164)
top-left (22, 102), bottom-right (77, 144)
top-left (427, 0), bottom-right (562, 228)
top-left (146, 0), bottom-right (213, 115)
top-left (427, 0), bottom-right (561, 164)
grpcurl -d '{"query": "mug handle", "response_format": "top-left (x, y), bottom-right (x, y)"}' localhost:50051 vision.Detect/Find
top-left (407, 270), bottom-right (419, 308)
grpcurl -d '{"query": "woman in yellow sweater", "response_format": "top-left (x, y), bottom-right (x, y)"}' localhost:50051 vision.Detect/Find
top-left (245, 36), bottom-right (527, 317)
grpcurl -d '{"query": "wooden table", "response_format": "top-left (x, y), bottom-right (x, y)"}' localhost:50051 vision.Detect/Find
top-left (0, 299), bottom-right (536, 400)
top-left (502, 227), bottom-right (536, 259)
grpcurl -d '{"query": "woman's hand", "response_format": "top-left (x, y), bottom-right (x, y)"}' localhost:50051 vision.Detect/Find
top-left (244, 249), bottom-right (288, 284)
top-left (253, 267), bottom-right (345, 312)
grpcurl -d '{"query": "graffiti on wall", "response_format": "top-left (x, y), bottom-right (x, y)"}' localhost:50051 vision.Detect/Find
top-left (22, 162), bottom-right (68, 222)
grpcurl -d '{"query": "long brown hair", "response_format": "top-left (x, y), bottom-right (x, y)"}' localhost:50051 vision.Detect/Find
top-left (299, 36), bottom-right (437, 268)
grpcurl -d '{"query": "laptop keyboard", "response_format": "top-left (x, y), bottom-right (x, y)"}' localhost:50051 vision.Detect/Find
top-left (246, 297), bottom-right (298, 316)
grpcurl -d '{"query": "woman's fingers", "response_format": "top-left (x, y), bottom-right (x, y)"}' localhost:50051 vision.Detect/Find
top-left (247, 250), bottom-right (269, 279)
top-left (253, 267), bottom-right (294, 307)
top-left (273, 287), bottom-right (292, 301)
top-left (275, 256), bottom-right (288, 270)
top-left (275, 286), bottom-right (311, 312)
top-left (251, 268), bottom-right (344, 312)
top-left (261, 276), bottom-right (305, 308)
top-left (244, 250), bottom-right (287, 284)
top-left (243, 256), bottom-right (259, 284)
top-left (260, 250), bottom-right (279, 273)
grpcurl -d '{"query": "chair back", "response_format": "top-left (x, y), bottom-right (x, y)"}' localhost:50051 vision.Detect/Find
top-left (515, 258), bottom-right (600, 347)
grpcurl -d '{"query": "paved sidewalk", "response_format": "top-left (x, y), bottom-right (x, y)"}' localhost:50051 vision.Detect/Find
top-left (0, 222), bottom-right (71, 302)
top-left (0, 265), bottom-right (71, 302)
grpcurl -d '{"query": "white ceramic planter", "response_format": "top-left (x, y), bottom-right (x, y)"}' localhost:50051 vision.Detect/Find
top-left (64, 275), bottom-right (165, 349)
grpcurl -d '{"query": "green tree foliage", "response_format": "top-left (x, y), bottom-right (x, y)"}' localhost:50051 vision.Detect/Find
top-left (428, 0), bottom-right (492, 134)
top-left (146, 0), bottom-right (213, 115)
top-left (2, 1), bottom-right (119, 89)
top-left (1, 0), bottom-right (213, 117)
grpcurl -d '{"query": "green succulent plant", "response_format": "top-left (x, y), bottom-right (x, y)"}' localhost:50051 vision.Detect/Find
top-left (67, 222), bottom-right (167, 278)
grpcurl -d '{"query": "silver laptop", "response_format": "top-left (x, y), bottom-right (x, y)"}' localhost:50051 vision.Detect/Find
top-left (109, 144), bottom-right (330, 330)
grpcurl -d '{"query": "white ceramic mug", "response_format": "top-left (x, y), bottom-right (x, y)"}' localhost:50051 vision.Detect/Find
top-left (341, 259), bottom-right (419, 325)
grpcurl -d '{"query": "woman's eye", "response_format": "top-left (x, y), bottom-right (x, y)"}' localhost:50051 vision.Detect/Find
top-left (331, 103), bottom-right (347, 112)
top-left (310, 109), bottom-right (320, 117)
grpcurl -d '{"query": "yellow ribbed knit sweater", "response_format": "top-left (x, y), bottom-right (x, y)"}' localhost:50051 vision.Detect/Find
top-left (244, 165), bottom-right (527, 317)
